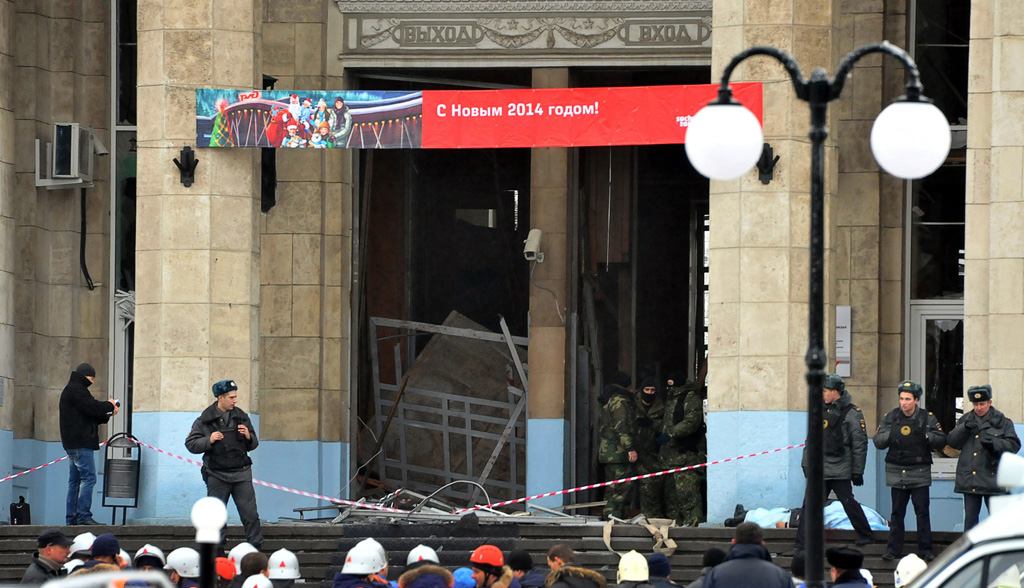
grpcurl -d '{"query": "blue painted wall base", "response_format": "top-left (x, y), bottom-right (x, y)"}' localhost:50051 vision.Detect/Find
top-left (526, 418), bottom-right (568, 510)
top-left (0, 412), bottom-right (348, 526)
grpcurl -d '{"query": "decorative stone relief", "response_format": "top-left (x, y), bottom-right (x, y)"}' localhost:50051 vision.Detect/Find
top-left (346, 14), bottom-right (712, 53)
top-left (335, 0), bottom-right (712, 12)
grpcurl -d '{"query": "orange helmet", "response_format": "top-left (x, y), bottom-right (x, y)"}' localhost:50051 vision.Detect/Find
top-left (470, 545), bottom-right (504, 568)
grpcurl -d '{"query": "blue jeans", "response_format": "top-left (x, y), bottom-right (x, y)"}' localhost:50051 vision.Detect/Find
top-left (66, 448), bottom-right (97, 524)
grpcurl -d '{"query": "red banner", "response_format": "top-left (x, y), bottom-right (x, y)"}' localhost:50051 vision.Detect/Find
top-left (421, 83), bottom-right (762, 149)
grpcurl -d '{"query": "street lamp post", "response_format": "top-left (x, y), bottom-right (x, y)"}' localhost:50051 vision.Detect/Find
top-left (192, 497), bottom-right (229, 588)
top-left (684, 42), bottom-right (950, 588)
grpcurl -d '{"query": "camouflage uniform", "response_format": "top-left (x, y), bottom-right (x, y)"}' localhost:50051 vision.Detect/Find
top-left (635, 389), bottom-right (666, 518)
top-left (660, 381), bottom-right (705, 526)
top-left (598, 383), bottom-right (638, 519)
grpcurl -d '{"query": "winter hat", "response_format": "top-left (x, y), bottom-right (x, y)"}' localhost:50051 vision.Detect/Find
top-left (823, 373), bottom-right (845, 392)
top-left (640, 377), bottom-right (657, 391)
top-left (452, 568), bottom-right (476, 588)
top-left (968, 384), bottom-right (993, 403)
top-left (898, 380), bottom-right (923, 399)
top-left (646, 552), bottom-right (672, 578)
top-left (213, 379), bottom-right (238, 397)
top-left (75, 363), bottom-right (96, 378)
top-left (826, 547), bottom-right (864, 570)
top-left (91, 533), bottom-right (121, 557)
top-left (506, 550), bottom-right (533, 573)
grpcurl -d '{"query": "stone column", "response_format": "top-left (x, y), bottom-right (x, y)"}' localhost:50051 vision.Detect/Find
top-left (706, 0), bottom-right (839, 522)
top-left (0, 0), bottom-right (15, 501)
top-left (132, 0), bottom-right (262, 522)
top-left (964, 0), bottom-right (1024, 421)
top-left (526, 68), bottom-right (570, 506)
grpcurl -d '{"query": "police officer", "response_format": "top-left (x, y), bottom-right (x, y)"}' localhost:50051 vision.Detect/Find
top-left (948, 384), bottom-right (1021, 530)
top-left (873, 380), bottom-right (946, 561)
top-left (185, 379), bottom-right (264, 549)
top-left (598, 372), bottom-right (639, 520)
top-left (635, 376), bottom-right (666, 518)
top-left (660, 374), bottom-right (704, 526)
top-left (788, 374), bottom-right (872, 555)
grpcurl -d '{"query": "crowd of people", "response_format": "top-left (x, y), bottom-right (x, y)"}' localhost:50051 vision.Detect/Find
top-left (21, 529), bottom-right (300, 588)
top-left (22, 524), bottom-right (933, 588)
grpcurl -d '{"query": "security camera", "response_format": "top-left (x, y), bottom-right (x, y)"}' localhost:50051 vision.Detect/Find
top-left (523, 229), bottom-right (544, 262)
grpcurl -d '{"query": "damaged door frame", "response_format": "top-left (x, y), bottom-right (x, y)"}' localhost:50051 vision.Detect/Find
top-left (367, 316), bottom-right (530, 503)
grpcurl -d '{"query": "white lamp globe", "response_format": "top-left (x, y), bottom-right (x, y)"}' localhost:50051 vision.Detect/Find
top-left (684, 103), bottom-right (764, 181)
top-left (191, 496), bottom-right (228, 544)
top-left (870, 100), bottom-right (951, 179)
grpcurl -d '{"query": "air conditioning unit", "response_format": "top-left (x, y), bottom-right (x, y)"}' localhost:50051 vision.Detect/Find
top-left (35, 123), bottom-right (108, 190)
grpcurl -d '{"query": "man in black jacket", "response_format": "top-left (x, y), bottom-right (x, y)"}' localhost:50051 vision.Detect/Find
top-left (186, 379), bottom-right (263, 549)
top-left (21, 529), bottom-right (72, 584)
top-left (59, 362), bottom-right (119, 526)
top-left (701, 523), bottom-right (792, 588)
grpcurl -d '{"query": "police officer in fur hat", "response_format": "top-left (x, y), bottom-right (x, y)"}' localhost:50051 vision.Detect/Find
top-left (873, 380), bottom-right (946, 561)
top-left (826, 547), bottom-right (867, 588)
top-left (186, 379), bottom-right (263, 549)
top-left (787, 374), bottom-right (872, 555)
top-left (948, 384), bottom-right (1021, 530)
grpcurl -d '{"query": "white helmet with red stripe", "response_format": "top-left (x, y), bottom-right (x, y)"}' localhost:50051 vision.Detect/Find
top-left (135, 544), bottom-right (167, 567)
top-left (229, 542), bottom-right (259, 575)
top-left (406, 545), bottom-right (439, 566)
top-left (242, 575), bottom-right (274, 588)
top-left (268, 549), bottom-right (300, 580)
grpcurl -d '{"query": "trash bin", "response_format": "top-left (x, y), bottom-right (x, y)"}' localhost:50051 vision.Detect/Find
top-left (103, 432), bottom-right (140, 524)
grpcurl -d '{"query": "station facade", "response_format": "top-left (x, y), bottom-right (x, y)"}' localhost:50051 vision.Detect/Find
top-left (0, 0), bottom-right (1017, 531)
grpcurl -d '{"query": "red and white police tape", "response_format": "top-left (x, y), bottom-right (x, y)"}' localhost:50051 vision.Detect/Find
top-left (0, 441), bottom-right (112, 485)
top-left (0, 454), bottom-right (69, 484)
top-left (130, 439), bottom-right (406, 513)
top-left (454, 442), bottom-right (807, 513)
top-left (0, 437), bottom-right (804, 517)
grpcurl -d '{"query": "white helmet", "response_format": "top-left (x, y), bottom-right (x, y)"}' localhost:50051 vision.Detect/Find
top-left (70, 532), bottom-right (96, 556)
top-left (120, 549), bottom-right (133, 567)
top-left (229, 542), bottom-right (260, 575)
top-left (63, 559), bottom-right (84, 574)
top-left (135, 544), bottom-right (167, 567)
top-left (407, 545), bottom-right (439, 566)
top-left (342, 541), bottom-right (387, 575)
top-left (166, 547), bottom-right (201, 579)
top-left (356, 538), bottom-right (386, 559)
top-left (894, 554), bottom-right (928, 588)
top-left (269, 549), bottom-right (301, 580)
top-left (242, 575), bottom-right (274, 588)
top-left (617, 551), bottom-right (649, 584)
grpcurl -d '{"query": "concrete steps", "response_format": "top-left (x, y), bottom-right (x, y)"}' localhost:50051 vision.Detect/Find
top-left (0, 522), bottom-right (959, 588)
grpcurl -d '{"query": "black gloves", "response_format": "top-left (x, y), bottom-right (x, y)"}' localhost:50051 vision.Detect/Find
top-left (965, 419), bottom-right (980, 432)
top-left (980, 433), bottom-right (996, 451)
top-left (852, 474), bottom-right (864, 486)
top-left (637, 416), bottom-right (653, 427)
top-left (655, 433), bottom-right (670, 449)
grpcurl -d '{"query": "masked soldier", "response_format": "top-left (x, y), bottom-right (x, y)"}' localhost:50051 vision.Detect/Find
top-left (635, 376), bottom-right (667, 518)
top-left (948, 384), bottom-right (1021, 530)
top-left (598, 372), bottom-right (639, 520)
top-left (660, 374), bottom-right (705, 526)
top-left (873, 380), bottom-right (946, 561)
top-left (787, 373), bottom-right (872, 555)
